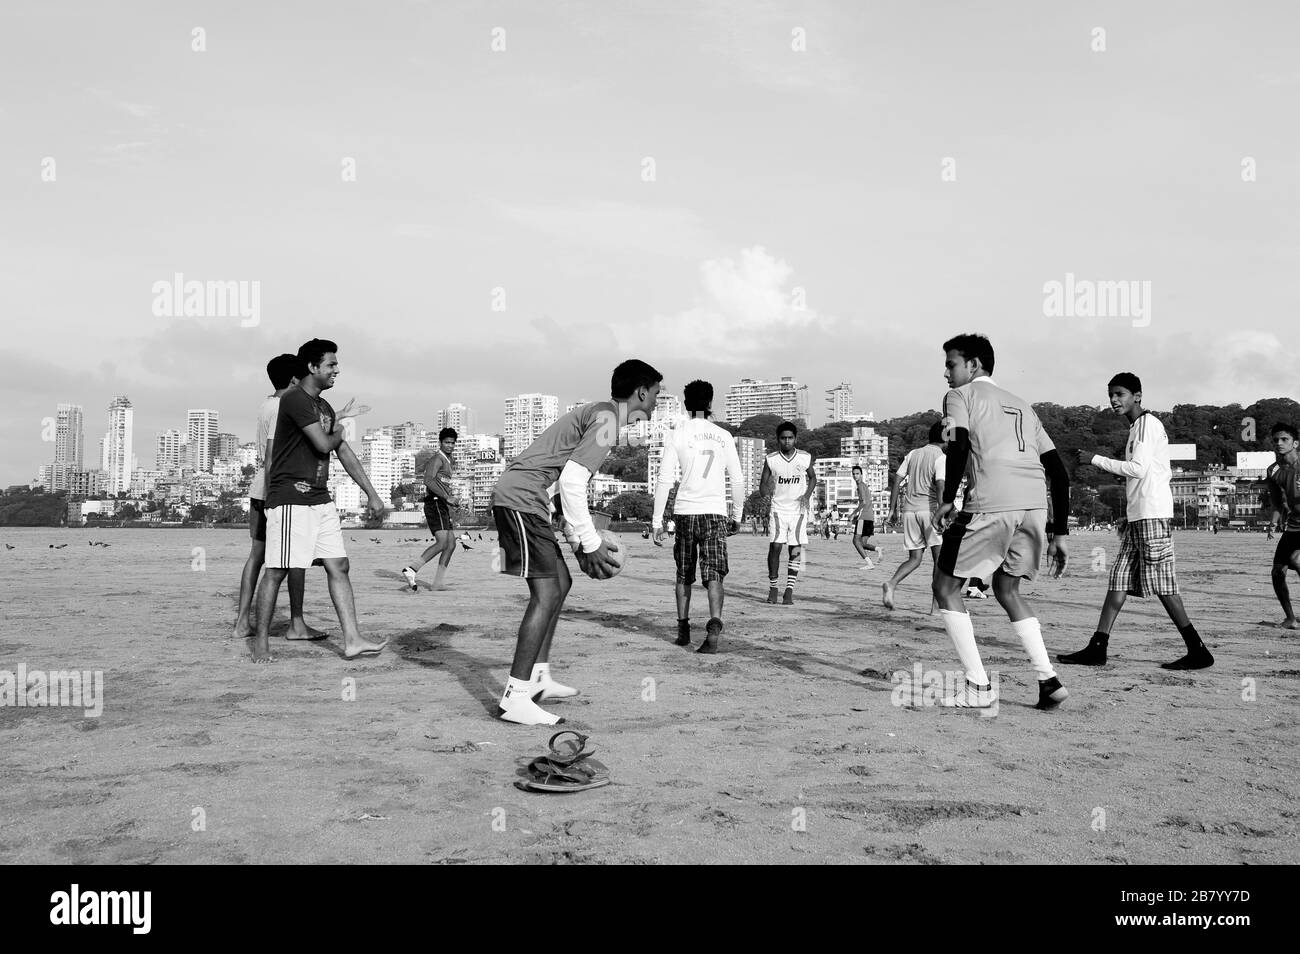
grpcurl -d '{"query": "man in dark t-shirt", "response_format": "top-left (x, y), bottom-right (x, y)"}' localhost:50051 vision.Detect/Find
top-left (1266, 422), bottom-right (1300, 630)
top-left (253, 338), bottom-right (387, 663)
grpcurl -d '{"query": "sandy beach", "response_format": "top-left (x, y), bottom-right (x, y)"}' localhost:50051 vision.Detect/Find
top-left (1, 526), bottom-right (1296, 864)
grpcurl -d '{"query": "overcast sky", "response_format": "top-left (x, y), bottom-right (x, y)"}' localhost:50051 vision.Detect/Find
top-left (2, 0), bottom-right (1297, 484)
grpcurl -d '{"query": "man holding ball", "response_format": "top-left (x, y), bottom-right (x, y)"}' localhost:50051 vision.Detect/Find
top-left (490, 359), bottom-right (663, 726)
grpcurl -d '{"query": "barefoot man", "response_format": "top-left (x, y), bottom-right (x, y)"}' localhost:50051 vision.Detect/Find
top-left (254, 338), bottom-right (387, 663)
top-left (1265, 422), bottom-right (1300, 630)
top-left (234, 353), bottom-right (319, 640)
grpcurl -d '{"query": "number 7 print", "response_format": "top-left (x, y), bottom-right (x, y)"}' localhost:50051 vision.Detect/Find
top-left (1002, 406), bottom-right (1025, 452)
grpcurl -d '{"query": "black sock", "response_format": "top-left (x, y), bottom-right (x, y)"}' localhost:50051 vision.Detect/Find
top-left (1177, 623), bottom-right (1203, 652)
top-left (1093, 630), bottom-right (1109, 646)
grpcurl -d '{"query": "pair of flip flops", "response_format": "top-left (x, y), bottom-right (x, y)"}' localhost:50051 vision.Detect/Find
top-left (515, 731), bottom-right (610, 793)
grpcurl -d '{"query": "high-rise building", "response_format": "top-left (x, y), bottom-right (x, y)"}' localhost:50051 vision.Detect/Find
top-left (451, 434), bottom-right (501, 473)
top-left (156, 429), bottom-right (185, 473)
top-left (840, 424), bottom-right (889, 464)
top-left (361, 432), bottom-right (395, 503)
top-left (503, 393), bottom-right (559, 458)
top-left (471, 458), bottom-right (507, 512)
top-left (327, 457), bottom-right (362, 513)
top-left (69, 469), bottom-right (108, 499)
top-left (725, 377), bottom-right (810, 427)
top-left (735, 436), bottom-right (766, 503)
top-left (104, 396), bottom-right (134, 496)
top-left (390, 421), bottom-right (425, 453)
top-left (438, 403), bottom-right (477, 437)
top-left (52, 403), bottom-right (84, 491)
top-left (825, 383), bottom-right (855, 423)
top-left (214, 432), bottom-right (240, 460)
top-left (187, 409), bottom-right (219, 472)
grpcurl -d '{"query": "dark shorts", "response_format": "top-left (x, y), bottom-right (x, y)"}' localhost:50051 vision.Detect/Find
top-left (673, 513), bottom-right (730, 585)
top-left (493, 507), bottom-right (563, 579)
top-left (250, 498), bottom-right (267, 542)
top-left (856, 519), bottom-right (874, 538)
top-left (1275, 531), bottom-right (1300, 568)
top-left (424, 497), bottom-right (454, 534)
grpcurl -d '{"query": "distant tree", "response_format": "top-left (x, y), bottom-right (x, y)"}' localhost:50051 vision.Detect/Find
top-left (606, 491), bottom-right (653, 521)
top-left (241, 464), bottom-right (256, 478)
top-left (600, 445), bottom-right (648, 483)
top-left (118, 503), bottom-right (140, 521)
top-left (190, 503), bottom-right (212, 523)
top-left (743, 490), bottom-right (770, 521)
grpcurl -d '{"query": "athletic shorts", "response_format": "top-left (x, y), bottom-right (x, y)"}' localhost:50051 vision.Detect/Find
top-left (493, 506), bottom-right (564, 579)
top-left (902, 510), bottom-right (939, 551)
top-left (265, 502), bottom-right (347, 569)
top-left (770, 508), bottom-right (808, 546)
top-left (249, 498), bottom-right (267, 542)
top-left (1110, 518), bottom-right (1179, 596)
top-left (1274, 531), bottom-right (1300, 568)
top-left (938, 509), bottom-right (1046, 581)
top-left (856, 519), bottom-right (875, 538)
top-left (424, 497), bottom-right (453, 534)
top-left (674, 513), bottom-right (730, 584)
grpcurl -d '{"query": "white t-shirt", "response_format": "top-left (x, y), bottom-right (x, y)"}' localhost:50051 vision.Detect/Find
top-left (1089, 411), bottom-right (1173, 520)
top-left (652, 418), bottom-right (743, 524)
top-left (896, 445), bottom-right (946, 513)
top-left (248, 394), bottom-right (280, 501)
top-left (768, 449), bottom-right (812, 513)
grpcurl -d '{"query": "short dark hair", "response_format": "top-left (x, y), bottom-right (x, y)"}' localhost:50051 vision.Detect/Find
top-left (610, 359), bottom-right (663, 400)
top-left (439, 427), bottom-right (458, 442)
top-left (266, 353), bottom-right (306, 389)
top-left (1271, 422), bottom-right (1299, 441)
top-left (298, 338), bottom-right (339, 370)
top-left (683, 380), bottom-right (713, 414)
top-left (777, 421), bottom-right (797, 437)
top-left (942, 333), bottom-right (995, 374)
top-left (851, 465), bottom-right (863, 474)
top-left (928, 421), bottom-right (946, 443)
top-left (1108, 372), bottom-right (1143, 395)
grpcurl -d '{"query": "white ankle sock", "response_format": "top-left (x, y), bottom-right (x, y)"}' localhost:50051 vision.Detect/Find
top-left (1011, 617), bottom-right (1056, 680)
top-left (939, 609), bottom-right (988, 686)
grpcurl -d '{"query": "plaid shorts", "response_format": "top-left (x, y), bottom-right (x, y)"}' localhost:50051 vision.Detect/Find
top-left (673, 513), bottom-right (730, 584)
top-left (1109, 518), bottom-right (1179, 597)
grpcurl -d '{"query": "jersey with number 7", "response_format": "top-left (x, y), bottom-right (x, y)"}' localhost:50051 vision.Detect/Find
top-left (654, 418), bottom-right (744, 523)
top-left (942, 378), bottom-right (1055, 513)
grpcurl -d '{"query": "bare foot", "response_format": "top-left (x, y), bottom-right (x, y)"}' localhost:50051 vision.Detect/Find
top-left (881, 581), bottom-right (895, 610)
top-left (250, 635), bottom-right (276, 663)
top-left (286, 623), bottom-right (329, 641)
top-left (232, 618), bottom-right (254, 639)
top-left (1285, 618), bottom-right (1300, 631)
top-left (343, 636), bottom-right (388, 659)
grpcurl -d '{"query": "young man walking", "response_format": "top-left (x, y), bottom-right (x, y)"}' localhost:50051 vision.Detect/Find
top-left (490, 360), bottom-right (662, 725)
top-left (1059, 373), bottom-right (1213, 669)
top-left (760, 422), bottom-right (816, 605)
top-left (882, 421), bottom-right (946, 610)
top-left (652, 380), bottom-right (743, 654)
top-left (848, 465), bottom-right (885, 569)
top-left (401, 427), bottom-right (460, 591)
top-left (1264, 422), bottom-right (1300, 630)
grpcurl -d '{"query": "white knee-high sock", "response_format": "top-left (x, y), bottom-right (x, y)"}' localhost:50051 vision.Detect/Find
top-left (1011, 617), bottom-right (1056, 680)
top-left (939, 609), bottom-right (988, 686)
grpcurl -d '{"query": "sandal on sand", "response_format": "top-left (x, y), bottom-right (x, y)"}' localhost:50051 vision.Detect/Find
top-left (515, 731), bottom-right (610, 793)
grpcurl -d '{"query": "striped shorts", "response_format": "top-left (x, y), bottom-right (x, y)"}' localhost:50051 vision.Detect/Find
top-left (1109, 518), bottom-right (1179, 597)
top-left (673, 513), bottom-right (730, 584)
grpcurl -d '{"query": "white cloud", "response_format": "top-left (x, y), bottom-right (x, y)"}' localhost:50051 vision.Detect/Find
top-left (495, 200), bottom-right (720, 260)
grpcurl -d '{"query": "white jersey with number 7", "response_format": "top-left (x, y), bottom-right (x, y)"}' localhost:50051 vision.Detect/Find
top-left (654, 418), bottom-right (743, 522)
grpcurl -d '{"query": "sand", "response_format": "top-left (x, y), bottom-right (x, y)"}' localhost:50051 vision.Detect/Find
top-left (1, 526), bottom-right (1296, 864)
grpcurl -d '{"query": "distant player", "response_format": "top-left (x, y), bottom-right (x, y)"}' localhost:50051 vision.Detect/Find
top-left (882, 422), bottom-right (946, 609)
top-left (931, 333), bottom-right (1071, 710)
top-left (254, 339), bottom-right (388, 663)
top-left (491, 360), bottom-right (662, 725)
top-left (234, 353), bottom-right (318, 641)
top-left (847, 466), bottom-right (884, 569)
top-left (652, 380), bottom-right (743, 653)
top-left (1264, 422), bottom-right (1300, 629)
top-left (401, 428), bottom-right (459, 591)
top-left (1059, 373), bottom-right (1213, 669)
top-left (760, 422), bottom-right (816, 605)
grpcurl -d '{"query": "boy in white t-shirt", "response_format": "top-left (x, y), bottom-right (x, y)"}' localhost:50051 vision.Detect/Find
top-left (652, 380), bottom-right (743, 653)
top-left (1059, 372), bottom-right (1213, 670)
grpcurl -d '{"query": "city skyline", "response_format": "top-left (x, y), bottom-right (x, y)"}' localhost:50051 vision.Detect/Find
top-left (3, 4), bottom-right (1295, 486)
